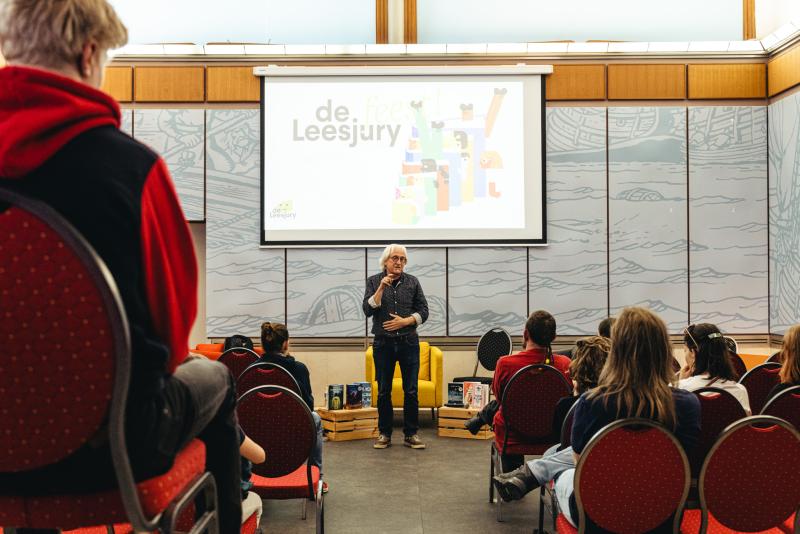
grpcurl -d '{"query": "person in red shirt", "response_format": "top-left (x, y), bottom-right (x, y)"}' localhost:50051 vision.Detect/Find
top-left (491, 310), bottom-right (571, 471)
top-left (0, 1), bottom-right (241, 531)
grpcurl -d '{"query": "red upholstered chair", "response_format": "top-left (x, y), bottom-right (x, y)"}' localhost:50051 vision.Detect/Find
top-left (680, 416), bottom-right (800, 533)
top-left (217, 347), bottom-right (260, 384)
top-left (761, 385), bottom-right (800, 430)
top-left (555, 419), bottom-right (691, 534)
top-left (236, 362), bottom-right (301, 398)
top-left (0, 190), bottom-right (217, 533)
top-left (489, 364), bottom-right (571, 525)
top-left (237, 385), bottom-right (324, 534)
top-left (690, 387), bottom-right (747, 478)
top-left (739, 362), bottom-right (782, 414)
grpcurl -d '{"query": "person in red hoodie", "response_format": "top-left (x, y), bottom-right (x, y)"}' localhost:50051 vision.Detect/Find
top-left (491, 310), bottom-right (571, 472)
top-left (0, 1), bottom-right (241, 531)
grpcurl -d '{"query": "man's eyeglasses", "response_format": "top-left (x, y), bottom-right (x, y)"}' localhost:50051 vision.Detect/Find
top-left (389, 255), bottom-right (407, 264)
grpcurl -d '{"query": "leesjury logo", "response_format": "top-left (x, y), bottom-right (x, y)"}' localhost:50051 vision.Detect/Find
top-left (292, 99), bottom-right (401, 148)
top-left (270, 200), bottom-right (295, 219)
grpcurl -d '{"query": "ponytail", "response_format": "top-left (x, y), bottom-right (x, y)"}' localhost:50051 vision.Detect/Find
top-left (260, 321), bottom-right (289, 353)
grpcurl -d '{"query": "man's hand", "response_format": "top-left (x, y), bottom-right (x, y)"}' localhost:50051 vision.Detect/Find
top-left (383, 313), bottom-right (414, 332)
top-left (380, 275), bottom-right (395, 288)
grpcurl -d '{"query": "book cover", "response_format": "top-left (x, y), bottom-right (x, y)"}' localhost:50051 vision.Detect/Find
top-left (360, 382), bottom-right (372, 408)
top-left (470, 382), bottom-right (484, 409)
top-left (346, 383), bottom-right (363, 409)
top-left (447, 382), bottom-right (464, 407)
top-left (463, 381), bottom-right (480, 409)
top-left (477, 384), bottom-right (490, 409)
top-left (327, 384), bottom-right (344, 410)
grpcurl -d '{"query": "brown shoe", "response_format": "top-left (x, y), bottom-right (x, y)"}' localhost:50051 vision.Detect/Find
top-left (373, 434), bottom-right (391, 449)
top-left (404, 434), bottom-right (426, 449)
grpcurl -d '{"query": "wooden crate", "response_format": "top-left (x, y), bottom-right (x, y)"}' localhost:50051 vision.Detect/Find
top-left (316, 407), bottom-right (379, 442)
top-left (438, 406), bottom-right (494, 440)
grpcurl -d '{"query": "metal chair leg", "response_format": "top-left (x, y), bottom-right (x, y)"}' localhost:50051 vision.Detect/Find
top-left (301, 497), bottom-right (307, 520)
top-left (489, 446), bottom-right (496, 503)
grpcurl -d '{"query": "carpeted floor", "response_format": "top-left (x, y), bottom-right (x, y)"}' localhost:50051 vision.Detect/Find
top-left (259, 412), bottom-right (548, 533)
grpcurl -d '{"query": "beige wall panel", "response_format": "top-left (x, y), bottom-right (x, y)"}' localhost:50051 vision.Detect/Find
top-left (134, 66), bottom-right (205, 102)
top-left (546, 65), bottom-right (606, 101)
top-left (768, 43), bottom-right (800, 97)
top-left (207, 66), bottom-right (260, 102)
top-left (688, 64), bottom-right (766, 99)
top-left (101, 66), bottom-right (133, 102)
top-left (608, 64), bottom-right (686, 100)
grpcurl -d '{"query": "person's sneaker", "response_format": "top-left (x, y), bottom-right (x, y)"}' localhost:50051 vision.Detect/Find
top-left (373, 434), bottom-right (391, 449)
top-left (463, 415), bottom-right (484, 435)
top-left (404, 434), bottom-right (426, 449)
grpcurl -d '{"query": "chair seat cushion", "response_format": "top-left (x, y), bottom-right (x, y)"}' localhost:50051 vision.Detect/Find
top-left (680, 509), bottom-right (796, 533)
top-left (0, 440), bottom-right (205, 530)
top-left (556, 513), bottom-right (578, 533)
top-left (500, 441), bottom-right (554, 456)
top-left (250, 464), bottom-right (320, 500)
top-left (369, 379), bottom-right (437, 408)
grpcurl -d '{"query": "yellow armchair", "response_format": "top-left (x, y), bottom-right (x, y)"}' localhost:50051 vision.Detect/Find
top-left (365, 341), bottom-right (443, 412)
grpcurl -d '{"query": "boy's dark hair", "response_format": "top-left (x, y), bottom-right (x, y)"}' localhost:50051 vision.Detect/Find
top-left (223, 334), bottom-right (253, 352)
top-left (598, 317), bottom-right (616, 338)
top-left (261, 321), bottom-right (289, 353)
top-left (525, 310), bottom-right (557, 362)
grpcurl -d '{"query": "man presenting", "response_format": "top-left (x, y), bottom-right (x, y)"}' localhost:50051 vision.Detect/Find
top-left (364, 244), bottom-right (429, 449)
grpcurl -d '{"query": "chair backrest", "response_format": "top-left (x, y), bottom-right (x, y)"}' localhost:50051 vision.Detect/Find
top-left (237, 362), bottom-right (301, 398)
top-left (728, 352), bottom-right (747, 380)
top-left (761, 385), bottom-right (800, 430)
top-left (237, 385), bottom-right (317, 497)
top-left (699, 416), bottom-right (800, 532)
top-left (217, 347), bottom-right (260, 382)
top-left (690, 387), bottom-right (747, 476)
top-left (739, 362), bottom-right (782, 414)
top-left (0, 190), bottom-right (158, 531)
top-left (558, 399), bottom-right (579, 451)
top-left (476, 328), bottom-right (513, 372)
top-left (499, 364), bottom-right (572, 449)
top-left (574, 419), bottom-right (690, 534)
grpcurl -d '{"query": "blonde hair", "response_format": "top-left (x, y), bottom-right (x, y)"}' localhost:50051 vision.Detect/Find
top-left (587, 307), bottom-right (678, 429)
top-left (780, 325), bottom-right (800, 385)
top-left (569, 336), bottom-right (611, 394)
top-left (0, 0), bottom-right (127, 68)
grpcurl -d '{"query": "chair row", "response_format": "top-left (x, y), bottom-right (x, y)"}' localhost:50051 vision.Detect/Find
top-left (550, 416), bottom-right (800, 533)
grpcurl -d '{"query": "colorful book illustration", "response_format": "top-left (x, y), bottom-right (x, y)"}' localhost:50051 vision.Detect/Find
top-left (360, 382), bottom-right (372, 408)
top-left (327, 384), bottom-right (344, 410)
top-left (447, 382), bottom-right (465, 407)
top-left (346, 383), bottom-right (363, 409)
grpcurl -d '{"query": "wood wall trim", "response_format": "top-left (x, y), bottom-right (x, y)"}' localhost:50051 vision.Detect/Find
top-left (207, 66), bottom-right (260, 102)
top-left (403, 0), bottom-right (417, 44)
top-left (607, 64), bottom-right (686, 100)
top-left (743, 0), bottom-right (755, 40)
top-left (134, 66), bottom-right (205, 102)
top-left (768, 42), bottom-right (800, 97)
top-left (546, 65), bottom-right (606, 100)
top-left (688, 63), bottom-right (765, 99)
top-left (376, 0), bottom-right (389, 44)
top-left (101, 66), bottom-right (133, 102)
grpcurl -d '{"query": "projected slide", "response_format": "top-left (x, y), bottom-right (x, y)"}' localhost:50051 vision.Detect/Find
top-left (261, 68), bottom-right (547, 246)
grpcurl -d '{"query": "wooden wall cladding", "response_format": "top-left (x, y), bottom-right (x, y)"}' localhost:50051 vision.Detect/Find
top-left (546, 65), bottom-right (606, 100)
top-left (376, 0), bottom-right (389, 44)
top-left (607, 64), bottom-right (686, 100)
top-left (688, 64), bottom-right (765, 99)
top-left (134, 66), bottom-right (205, 102)
top-left (768, 43), bottom-right (800, 97)
top-left (404, 0), bottom-right (417, 44)
top-left (101, 66), bottom-right (133, 102)
top-left (207, 66), bottom-right (260, 102)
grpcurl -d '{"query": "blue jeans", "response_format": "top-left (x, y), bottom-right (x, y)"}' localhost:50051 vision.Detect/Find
top-left (527, 446), bottom-right (577, 527)
top-left (311, 412), bottom-right (324, 473)
top-left (373, 335), bottom-right (420, 437)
